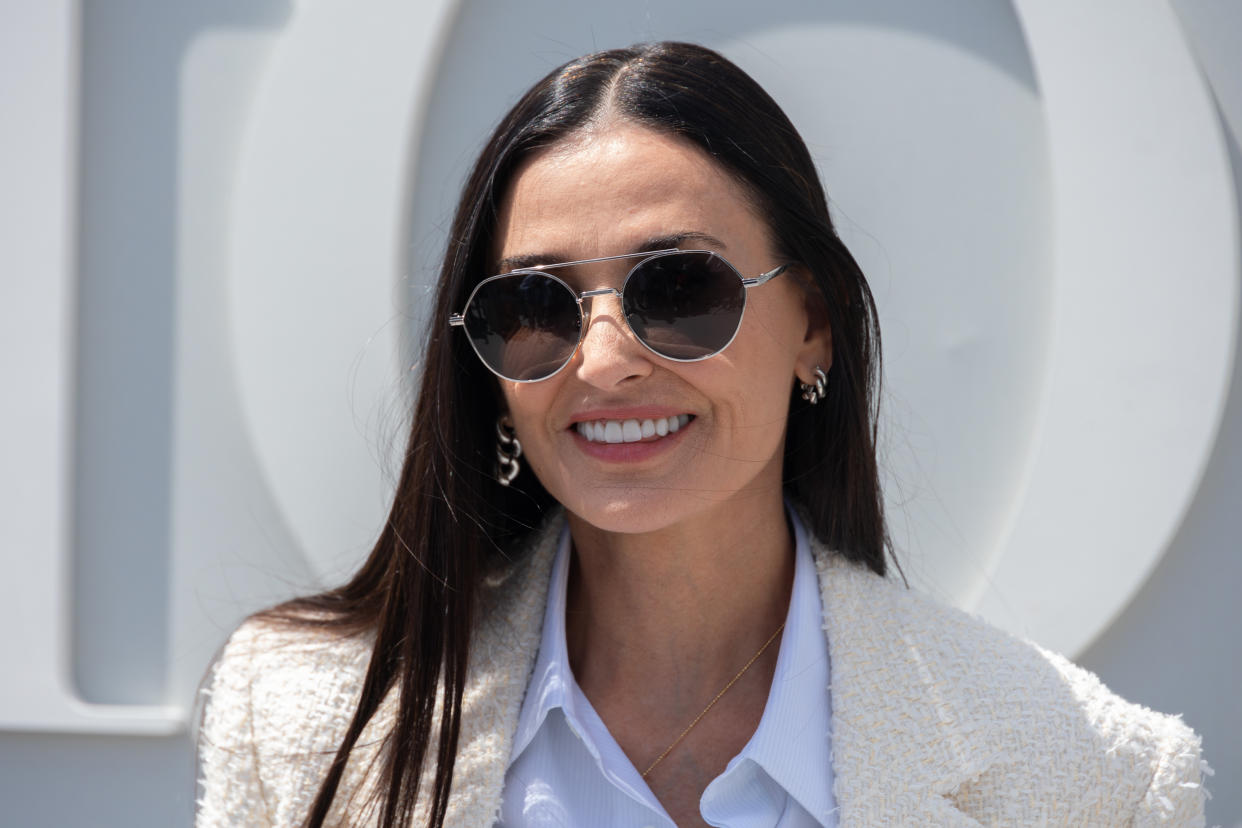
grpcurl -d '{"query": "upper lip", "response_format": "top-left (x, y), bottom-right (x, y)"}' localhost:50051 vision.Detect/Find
top-left (566, 406), bottom-right (694, 426)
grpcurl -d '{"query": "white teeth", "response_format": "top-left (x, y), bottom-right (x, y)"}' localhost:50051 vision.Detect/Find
top-left (575, 414), bottom-right (693, 443)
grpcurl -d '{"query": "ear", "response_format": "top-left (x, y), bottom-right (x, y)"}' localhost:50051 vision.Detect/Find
top-left (793, 273), bottom-right (833, 388)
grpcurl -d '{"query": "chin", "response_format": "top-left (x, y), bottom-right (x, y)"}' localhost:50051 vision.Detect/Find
top-left (561, 490), bottom-right (690, 535)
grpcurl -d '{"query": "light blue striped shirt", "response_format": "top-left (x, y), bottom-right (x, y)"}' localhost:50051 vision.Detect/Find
top-left (499, 510), bottom-right (836, 827)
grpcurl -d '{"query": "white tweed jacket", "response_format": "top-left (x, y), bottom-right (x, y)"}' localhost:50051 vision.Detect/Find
top-left (197, 516), bottom-right (1207, 826)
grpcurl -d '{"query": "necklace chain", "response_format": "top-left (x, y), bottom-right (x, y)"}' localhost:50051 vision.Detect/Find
top-left (640, 620), bottom-right (786, 779)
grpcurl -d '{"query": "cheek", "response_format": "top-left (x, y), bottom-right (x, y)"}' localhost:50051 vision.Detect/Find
top-left (750, 283), bottom-right (810, 350)
top-left (694, 355), bottom-right (793, 452)
top-left (713, 300), bottom-right (804, 440)
top-left (502, 383), bottom-right (560, 463)
top-left (736, 299), bottom-right (806, 387)
top-left (503, 384), bottom-right (542, 430)
top-left (725, 373), bottom-right (794, 451)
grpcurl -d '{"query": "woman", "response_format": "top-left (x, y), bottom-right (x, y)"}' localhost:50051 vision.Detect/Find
top-left (197, 42), bottom-right (1206, 827)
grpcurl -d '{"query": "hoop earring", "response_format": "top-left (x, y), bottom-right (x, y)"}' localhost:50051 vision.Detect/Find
top-left (496, 415), bottom-right (522, 486)
top-left (799, 366), bottom-right (828, 405)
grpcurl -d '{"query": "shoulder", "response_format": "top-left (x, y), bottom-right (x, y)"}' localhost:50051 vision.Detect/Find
top-left (195, 515), bottom-right (564, 827)
top-left (203, 614), bottom-right (374, 741)
top-left (196, 615), bottom-right (380, 827)
top-left (818, 553), bottom-right (1207, 825)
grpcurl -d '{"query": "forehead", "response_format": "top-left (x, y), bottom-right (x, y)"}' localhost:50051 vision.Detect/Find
top-left (493, 125), bottom-right (770, 268)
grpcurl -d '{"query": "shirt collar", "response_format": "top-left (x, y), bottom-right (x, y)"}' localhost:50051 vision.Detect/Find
top-left (509, 522), bottom-right (576, 764)
top-left (716, 507), bottom-right (836, 823)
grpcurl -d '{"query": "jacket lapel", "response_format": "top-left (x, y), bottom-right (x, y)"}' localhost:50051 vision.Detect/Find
top-left (440, 517), bottom-right (561, 827)
top-left (815, 546), bottom-right (987, 826)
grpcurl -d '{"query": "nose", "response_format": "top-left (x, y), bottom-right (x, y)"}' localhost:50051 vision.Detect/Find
top-left (573, 291), bottom-right (654, 388)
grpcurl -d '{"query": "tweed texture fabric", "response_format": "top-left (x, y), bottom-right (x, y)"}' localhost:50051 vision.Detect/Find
top-left (197, 516), bottom-right (1206, 826)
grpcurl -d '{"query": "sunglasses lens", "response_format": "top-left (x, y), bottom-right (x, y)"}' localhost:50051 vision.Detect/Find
top-left (624, 252), bottom-right (745, 359)
top-left (463, 273), bottom-right (580, 381)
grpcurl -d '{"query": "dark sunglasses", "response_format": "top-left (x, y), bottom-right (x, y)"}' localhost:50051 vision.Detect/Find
top-left (448, 248), bottom-right (791, 382)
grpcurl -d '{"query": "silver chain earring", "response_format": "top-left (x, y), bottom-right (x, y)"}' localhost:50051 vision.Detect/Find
top-left (799, 366), bottom-right (828, 405)
top-left (495, 415), bottom-right (522, 486)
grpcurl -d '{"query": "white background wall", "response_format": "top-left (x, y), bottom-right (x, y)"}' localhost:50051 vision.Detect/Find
top-left (2, 1), bottom-right (1238, 825)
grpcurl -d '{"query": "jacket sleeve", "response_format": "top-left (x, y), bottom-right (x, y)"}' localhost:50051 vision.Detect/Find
top-left (1132, 715), bottom-right (1207, 827)
top-left (195, 622), bottom-right (275, 828)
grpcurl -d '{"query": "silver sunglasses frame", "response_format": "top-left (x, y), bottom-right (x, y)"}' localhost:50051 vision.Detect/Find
top-left (448, 248), bottom-right (791, 383)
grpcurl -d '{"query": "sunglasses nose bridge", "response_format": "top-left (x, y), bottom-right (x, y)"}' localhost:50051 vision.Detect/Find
top-left (577, 287), bottom-right (627, 333)
top-left (577, 286), bottom-right (650, 354)
top-left (578, 286), bottom-right (622, 301)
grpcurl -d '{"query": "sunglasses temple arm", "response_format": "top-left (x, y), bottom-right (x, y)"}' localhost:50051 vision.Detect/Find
top-left (741, 263), bottom-right (792, 289)
top-left (448, 313), bottom-right (465, 327)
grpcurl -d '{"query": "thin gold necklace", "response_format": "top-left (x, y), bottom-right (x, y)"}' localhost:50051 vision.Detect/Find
top-left (641, 621), bottom-right (786, 779)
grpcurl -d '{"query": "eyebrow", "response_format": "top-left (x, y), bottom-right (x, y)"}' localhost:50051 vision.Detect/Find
top-left (495, 231), bottom-right (727, 274)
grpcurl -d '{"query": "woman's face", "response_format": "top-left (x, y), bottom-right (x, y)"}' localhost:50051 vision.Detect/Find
top-left (493, 123), bottom-right (831, 534)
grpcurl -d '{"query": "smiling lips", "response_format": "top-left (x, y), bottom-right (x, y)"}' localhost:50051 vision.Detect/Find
top-left (574, 414), bottom-right (693, 444)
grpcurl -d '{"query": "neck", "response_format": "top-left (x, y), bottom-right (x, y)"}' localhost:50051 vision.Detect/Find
top-left (564, 489), bottom-right (794, 707)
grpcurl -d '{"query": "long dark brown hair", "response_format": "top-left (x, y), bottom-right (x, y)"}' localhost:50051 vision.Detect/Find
top-left (271, 41), bottom-right (887, 827)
